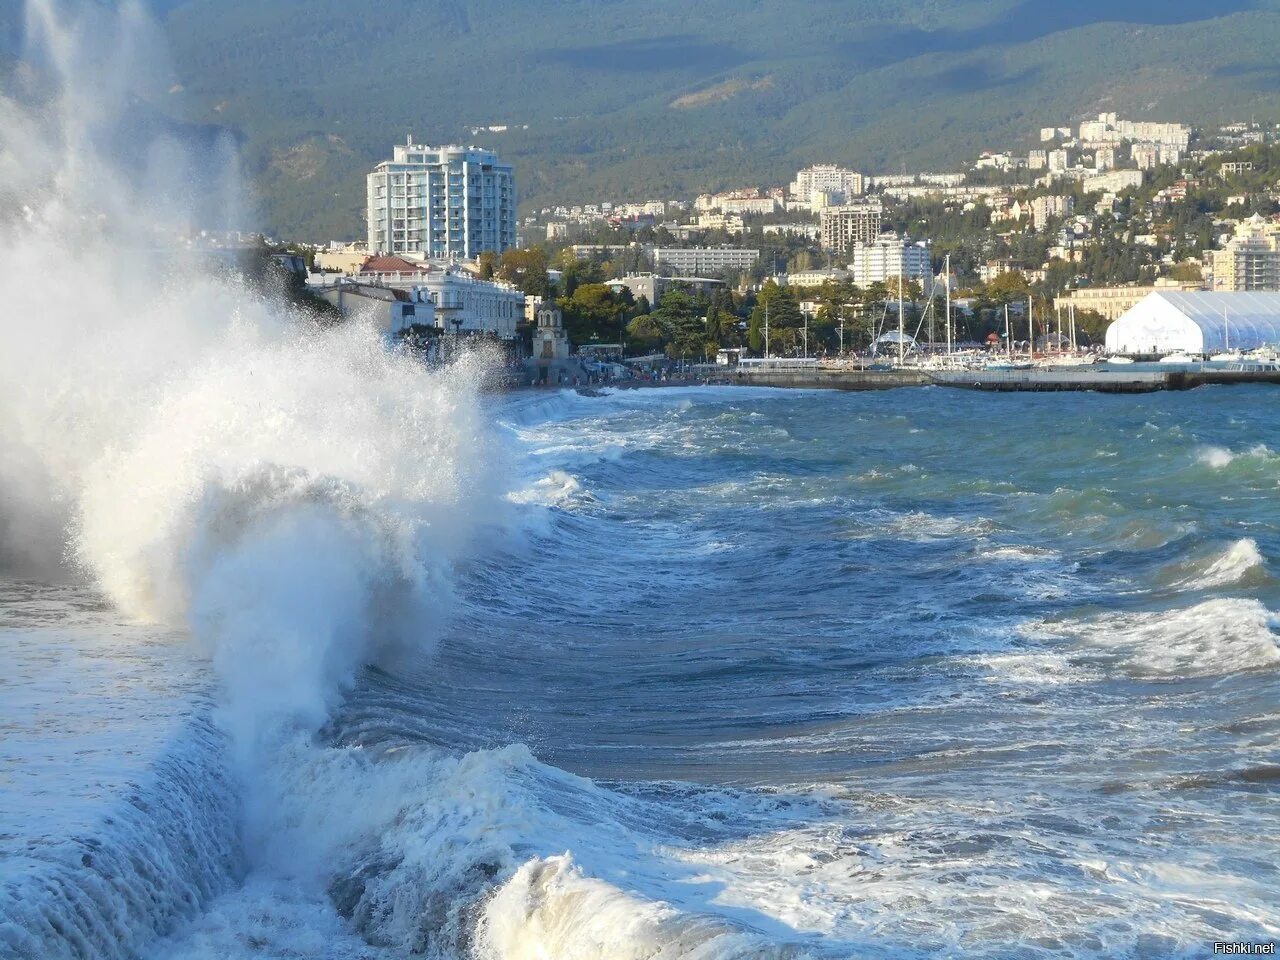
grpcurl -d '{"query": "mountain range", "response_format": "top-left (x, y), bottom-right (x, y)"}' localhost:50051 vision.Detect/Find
top-left (5, 0), bottom-right (1280, 239)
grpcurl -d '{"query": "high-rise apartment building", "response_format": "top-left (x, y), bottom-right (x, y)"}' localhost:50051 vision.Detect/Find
top-left (790, 165), bottom-right (865, 205)
top-left (367, 140), bottom-right (516, 259)
top-left (1210, 215), bottom-right (1280, 292)
top-left (846, 235), bottom-right (932, 287)
top-left (820, 201), bottom-right (884, 253)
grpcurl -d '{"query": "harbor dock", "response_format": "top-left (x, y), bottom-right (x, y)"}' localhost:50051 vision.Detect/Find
top-left (728, 362), bottom-right (1280, 393)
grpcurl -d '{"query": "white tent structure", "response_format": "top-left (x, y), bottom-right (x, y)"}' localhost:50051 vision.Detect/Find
top-left (1105, 291), bottom-right (1280, 355)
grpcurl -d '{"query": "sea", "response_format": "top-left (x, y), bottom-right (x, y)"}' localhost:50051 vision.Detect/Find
top-left (4, 383), bottom-right (1280, 960)
top-left (4, 1), bottom-right (1280, 955)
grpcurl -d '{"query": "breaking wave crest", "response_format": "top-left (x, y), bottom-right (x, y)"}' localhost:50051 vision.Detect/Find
top-left (1196, 444), bottom-right (1276, 469)
top-left (1048, 598), bottom-right (1280, 679)
top-left (1, 6), bottom-right (808, 959)
top-left (0, 2), bottom-right (513, 956)
top-left (1164, 538), bottom-right (1268, 592)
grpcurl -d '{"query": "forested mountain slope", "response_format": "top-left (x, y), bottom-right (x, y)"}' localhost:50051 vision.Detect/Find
top-left (4, 0), bottom-right (1279, 237)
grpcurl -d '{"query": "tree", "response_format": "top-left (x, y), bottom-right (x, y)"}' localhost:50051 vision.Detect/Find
top-left (748, 281), bottom-right (803, 355)
top-left (558, 282), bottom-right (632, 346)
top-left (985, 271), bottom-right (1031, 303)
top-left (651, 290), bottom-right (704, 360)
top-left (496, 247), bottom-right (550, 298)
top-left (626, 313), bottom-right (665, 352)
top-left (748, 309), bottom-right (764, 354)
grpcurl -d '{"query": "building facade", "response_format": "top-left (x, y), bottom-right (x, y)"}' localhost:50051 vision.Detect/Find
top-left (1210, 216), bottom-right (1280, 292)
top-left (603, 274), bottom-right (726, 305)
top-left (1055, 280), bottom-right (1206, 322)
top-left (847, 236), bottom-right (932, 287)
top-left (649, 247), bottom-right (760, 276)
top-left (314, 257), bottom-right (525, 340)
top-left (820, 201), bottom-right (884, 254)
top-left (1031, 195), bottom-right (1074, 230)
top-left (367, 141), bottom-right (516, 260)
top-left (789, 164), bottom-right (865, 205)
top-left (1083, 170), bottom-right (1144, 195)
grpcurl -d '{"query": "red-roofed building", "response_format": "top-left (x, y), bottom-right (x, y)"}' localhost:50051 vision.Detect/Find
top-left (360, 255), bottom-right (427, 275)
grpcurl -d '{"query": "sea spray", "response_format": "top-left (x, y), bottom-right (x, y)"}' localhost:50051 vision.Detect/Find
top-left (0, 2), bottom-right (504, 955)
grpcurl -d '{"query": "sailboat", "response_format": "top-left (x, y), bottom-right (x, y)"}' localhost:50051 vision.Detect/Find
top-left (1209, 306), bottom-right (1241, 362)
top-left (986, 304), bottom-right (1031, 369)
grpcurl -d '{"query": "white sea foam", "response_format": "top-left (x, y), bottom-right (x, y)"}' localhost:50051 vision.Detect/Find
top-left (1198, 446), bottom-right (1237, 469)
top-left (0, 2), bottom-right (508, 955)
top-left (1052, 598), bottom-right (1280, 679)
top-left (1167, 538), bottom-right (1267, 591)
top-left (506, 469), bottom-right (590, 508)
top-left (1196, 444), bottom-right (1276, 470)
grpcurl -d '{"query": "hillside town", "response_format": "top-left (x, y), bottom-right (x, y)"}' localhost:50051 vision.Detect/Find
top-left (209, 112), bottom-right (1280, 384)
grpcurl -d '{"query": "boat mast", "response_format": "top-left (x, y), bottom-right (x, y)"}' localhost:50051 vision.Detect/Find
top-left (898, 268), bottom-right (905, 365)
top-left (1070, 303), bottom-right (1077, 354)
top-left (1005, 303), bottom-right (1011, 358)
top-left (1224, 307), bottom-right (1230, 354)
top-left (945, 253), bottom-right (952, 356)
top-left (764, 296), bottom-right (770, 359)
top-left (1028, 295), bottom-right (1035, 361)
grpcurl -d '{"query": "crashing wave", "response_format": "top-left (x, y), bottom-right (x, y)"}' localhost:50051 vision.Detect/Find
top-left (1164, 538), bottom-right (1267, 592)
top-left (1050, 598), bottom-right (1280, 679)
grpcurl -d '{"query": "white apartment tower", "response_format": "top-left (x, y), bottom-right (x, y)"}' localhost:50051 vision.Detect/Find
top-left (790, 164), bottom-right (865, 205)
top-left (1210, 215), bottom-right (1280, 292)
top-left (820, 201), bottom-right (883, 253)
top-left (847, 235), bottom-right (932, 287)
top-left (367, 140), bottom-right (516, 259)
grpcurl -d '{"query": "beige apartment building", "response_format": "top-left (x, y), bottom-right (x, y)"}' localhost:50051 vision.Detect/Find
top-left (819, 201), bottom-right (884, 254)
top-left (1210, 215), bottom-right (1280, 292)
top-left (1055, 280), bottom-right (1205, 321)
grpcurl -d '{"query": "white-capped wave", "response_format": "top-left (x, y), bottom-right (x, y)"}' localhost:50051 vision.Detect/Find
top-left (507, 469), bottom-right (591, 508)
top-left (149, 740), bottom-right (809, 960)
top-left (1196, 444), bottom-right (1276, 470)
top-left (0, 2), bottom-right (503, 955)
top-left (1049, 598), bottom-right (1280, 679)
top-left (1166, 538), bottom-right (1267, 591)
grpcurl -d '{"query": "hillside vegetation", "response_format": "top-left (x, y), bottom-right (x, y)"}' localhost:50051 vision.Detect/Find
top-left (7, 0), bottom-right (1280, 238)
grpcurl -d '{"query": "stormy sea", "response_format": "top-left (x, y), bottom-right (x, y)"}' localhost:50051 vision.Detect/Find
top-left (2, 4), bottom-right (1279, 959)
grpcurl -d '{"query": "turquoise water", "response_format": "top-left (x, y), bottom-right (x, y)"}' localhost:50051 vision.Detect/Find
top-left (336, 384), bottom-right (1280, 956)
top-left (5, 383), bottom-right (1279, 958)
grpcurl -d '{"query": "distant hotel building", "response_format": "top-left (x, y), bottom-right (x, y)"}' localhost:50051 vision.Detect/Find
top-left (790, 164), bottom-right (865, 206)
top-left (1210, 215), bottom-right (1280, 292)
top-left (1083, 170), bottom-right (1144, 195)
top-left (820, 201), bottom-right (884, 254)
top-left (650, 247), bottom-right (760, 276)
top-left (1077, 113), bottom-right (1191, 151)
top-left (367, 140), bottom-right (516, 260)
top-left (847, 236), bottom-right (932, 287)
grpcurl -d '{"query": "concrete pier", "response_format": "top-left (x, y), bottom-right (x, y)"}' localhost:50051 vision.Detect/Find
top-left (725, 363), bottom-right (1280, 394)
top-left (727, 368), bottom-right (933, 391)
top-left (930, 368), bottom-right (1170, 393)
